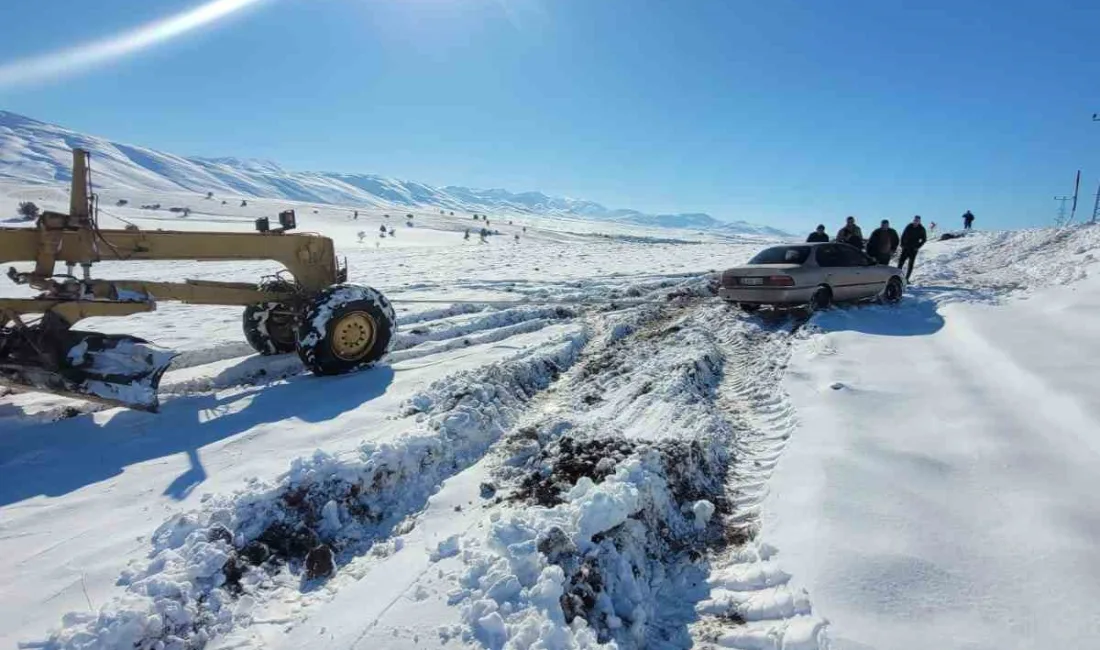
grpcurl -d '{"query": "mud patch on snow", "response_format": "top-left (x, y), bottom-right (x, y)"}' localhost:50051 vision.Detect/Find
top-left (514, 435), bottom-right (638, 507)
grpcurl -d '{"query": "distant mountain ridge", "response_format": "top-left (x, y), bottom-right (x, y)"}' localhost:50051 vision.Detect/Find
top-left (0, 110), bottom-right (788, 237)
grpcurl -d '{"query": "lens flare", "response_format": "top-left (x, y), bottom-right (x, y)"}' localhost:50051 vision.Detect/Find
top-left (0, 0), bottom-right (270, 88)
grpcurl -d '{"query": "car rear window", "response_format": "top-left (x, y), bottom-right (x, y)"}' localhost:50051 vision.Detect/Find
top-left (748, 246), bottom-right (810, 265)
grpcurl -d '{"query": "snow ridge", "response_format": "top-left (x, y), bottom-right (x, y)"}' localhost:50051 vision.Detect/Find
top-left (34, 329), bottom-right (589, 650)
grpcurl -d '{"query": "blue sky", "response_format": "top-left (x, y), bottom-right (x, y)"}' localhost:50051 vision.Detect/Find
top-left (1, 0), bottom-right (1098, 231)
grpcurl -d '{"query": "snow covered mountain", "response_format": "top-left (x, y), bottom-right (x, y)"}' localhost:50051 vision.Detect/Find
top-left (0, 110), bottom-right (787, 237)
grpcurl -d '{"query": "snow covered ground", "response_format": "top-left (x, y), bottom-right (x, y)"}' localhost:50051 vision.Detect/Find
top-left (772, 228), bottom-right (1100, 650)
top-left (4, 171), bottom-right (1100, 650)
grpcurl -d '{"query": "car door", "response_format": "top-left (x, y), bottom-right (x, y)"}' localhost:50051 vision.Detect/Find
top-left (835, 244), bottom-right (881, 299)
top-left (814, 244), bottom-right (857, 300)
top-left (815, 244), bottom-right (872, 300)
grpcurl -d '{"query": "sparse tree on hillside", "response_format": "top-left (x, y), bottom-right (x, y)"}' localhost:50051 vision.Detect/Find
top-left (17, 201), bottom-right (39, 220)
top-left (206, 192), bottom-right (214, 200)
top-left (240, 200), bottom-right (248, 207)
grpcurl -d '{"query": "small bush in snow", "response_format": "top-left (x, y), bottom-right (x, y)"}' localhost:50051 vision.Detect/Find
top-left (17, 201), bottom-right (40, 220)
top-left (116, 199), bottom-right (129, 207)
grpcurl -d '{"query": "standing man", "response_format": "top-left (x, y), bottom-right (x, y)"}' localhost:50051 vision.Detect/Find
top-left (897, 215), bottom-right (927, 281)
top-left (806, 224), bottom-right (829, 242)
top-left (963, 210), bottom-right (975, 230)
top-left (836, 216), bottom-right (864, 249)
top-left (866, 219), bottom-right (899, 265)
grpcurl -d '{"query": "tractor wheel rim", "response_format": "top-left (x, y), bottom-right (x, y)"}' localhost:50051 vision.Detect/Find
top-left (331, 311), bottom-right (377, 361)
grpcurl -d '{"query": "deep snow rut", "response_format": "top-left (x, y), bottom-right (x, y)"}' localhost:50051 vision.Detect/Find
top-left (441, 303), bottom-right (827, 649)
top-left (29, 274), bottom-right (828, 650)
top-left (692, 319), bottom-right (827, 650)
top-left (31, 277), bottom-right (709, 649)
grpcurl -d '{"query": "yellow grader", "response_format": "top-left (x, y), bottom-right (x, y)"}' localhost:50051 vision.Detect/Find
top-left (0, 148), bottom-right (396, 411)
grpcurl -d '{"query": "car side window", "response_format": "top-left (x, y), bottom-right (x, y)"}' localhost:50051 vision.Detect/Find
top-left (837, 245), bottom-right (870, 267)
top-left (815, 245), bottom-right (843, 268)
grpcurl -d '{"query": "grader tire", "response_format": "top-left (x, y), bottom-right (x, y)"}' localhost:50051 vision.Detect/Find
top-left (296, 284), bottom-right (396, 376)
top-left (243, 302), bottom-right (298, 355)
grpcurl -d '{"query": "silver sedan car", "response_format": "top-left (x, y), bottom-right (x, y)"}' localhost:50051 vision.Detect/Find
top-left (719, 242), bottom-right (906, 312)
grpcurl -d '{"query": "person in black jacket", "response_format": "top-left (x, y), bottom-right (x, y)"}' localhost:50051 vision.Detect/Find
top-left (897, 215), bottom-right (927, 281)
top-left (866, 219), bottom-right (899, 265)
top-left (963, 210), bottom-right (975, 230)
top-left (806, 224), bottom-right (829, 242)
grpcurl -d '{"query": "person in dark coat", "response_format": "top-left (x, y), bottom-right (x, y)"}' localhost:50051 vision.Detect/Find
top-left (806, 225), bottom-right (829, 242)
top-left (963, 210), bottom-right (975, 230)
top-left (897, 215), bottom-right (927, 281)
top-left (866, 219), bottom-right (899, 265)
top-left (836, 216), bottom-right (864, 249)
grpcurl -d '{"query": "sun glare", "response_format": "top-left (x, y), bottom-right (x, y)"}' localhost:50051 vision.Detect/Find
top-left (0, 0), bottom-right (270, 88)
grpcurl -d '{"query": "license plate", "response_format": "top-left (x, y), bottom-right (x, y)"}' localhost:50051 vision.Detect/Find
top-left (740, 277), bottom-right (763, 285)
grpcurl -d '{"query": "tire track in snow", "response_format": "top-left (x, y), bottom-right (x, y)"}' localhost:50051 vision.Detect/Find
top-left (434, 300), bottom-right (826, 650)
top-left (692, 314), bottom-right (828, 649)
top-left (31, 302), bottom-right (677, 649)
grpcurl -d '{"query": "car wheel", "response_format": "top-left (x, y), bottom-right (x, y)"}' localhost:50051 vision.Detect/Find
top-left (882, 276), bottom-right (903, 304)
top-left (738, 303), bottom-right (761, 313)
top-left (808, 286), bottom-right (832, 313)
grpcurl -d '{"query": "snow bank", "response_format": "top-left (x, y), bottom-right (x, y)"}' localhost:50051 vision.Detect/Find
top-left (36, 329), bottom-right (589, 649)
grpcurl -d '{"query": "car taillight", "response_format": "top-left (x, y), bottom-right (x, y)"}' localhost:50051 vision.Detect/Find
top-left (764, 275), bottom-right (794, 287)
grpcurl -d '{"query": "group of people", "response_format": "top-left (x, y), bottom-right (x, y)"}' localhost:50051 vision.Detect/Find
top-left (804, 209), bottom-right (976, 280)
top-left (806, 214), bottom-right (934, 281)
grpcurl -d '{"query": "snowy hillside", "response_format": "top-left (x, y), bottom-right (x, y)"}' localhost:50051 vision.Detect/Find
top-left (0, 110), bottom-right (787, 237)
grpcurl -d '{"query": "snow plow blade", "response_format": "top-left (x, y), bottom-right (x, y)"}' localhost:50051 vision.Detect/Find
top-left (0, 333), bottom-right (178, 412)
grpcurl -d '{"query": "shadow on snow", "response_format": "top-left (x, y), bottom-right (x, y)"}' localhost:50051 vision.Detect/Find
top-left (0, 365), bottom-right (395, 507)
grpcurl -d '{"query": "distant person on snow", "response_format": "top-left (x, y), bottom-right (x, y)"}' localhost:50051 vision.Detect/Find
top-left (836, 216), bottom-right (864, 249)
top-left (866, 219), bottom-right (899, 265)
top-left (897, 215), bottom-right (927, 281)
top-left (806, 225), bottom-right (829, 243)
top-left (464, 228), bottom-right (470, 241)
top-left (963, 210), bottom-right (975, 230)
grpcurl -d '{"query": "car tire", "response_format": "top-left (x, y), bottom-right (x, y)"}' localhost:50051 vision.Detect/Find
top-left (738, 303), bottom-right (761, 313)
top-left (881, 276), bottom-right (903, 304)
top-left (807, 286), bottom-right (832, 313)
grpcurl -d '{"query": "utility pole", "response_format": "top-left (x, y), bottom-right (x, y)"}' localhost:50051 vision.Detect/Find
top-left (1070, 170), bottom-right (1081, 224)
top-left (1092, 181), bottom-right (1100, 224)
top-left (1054, 196), bottom-right (1072, 226)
